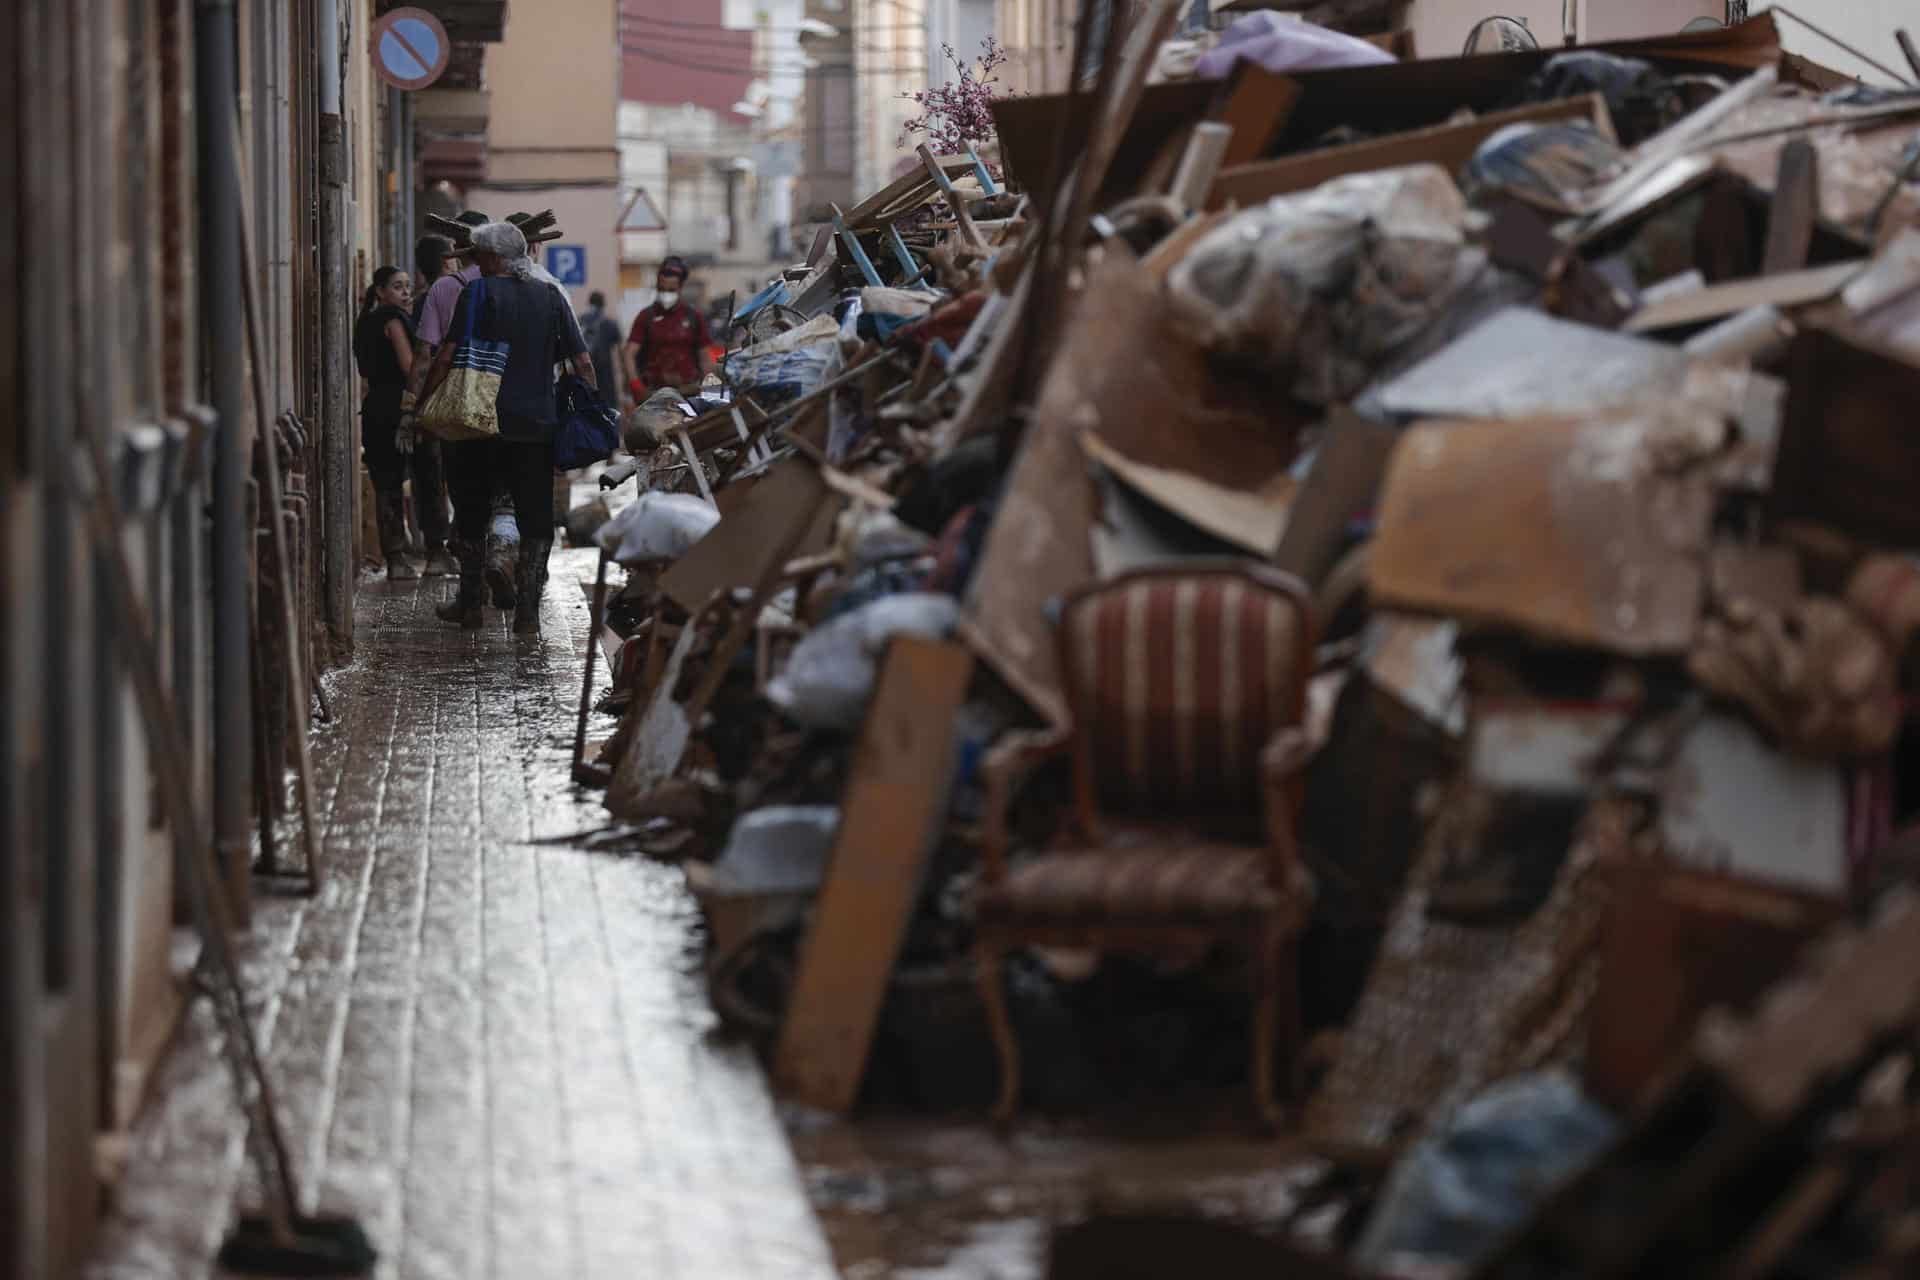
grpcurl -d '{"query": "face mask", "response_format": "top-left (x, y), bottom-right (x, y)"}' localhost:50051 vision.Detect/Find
top-left (656, 290), bottom-right (680, 309)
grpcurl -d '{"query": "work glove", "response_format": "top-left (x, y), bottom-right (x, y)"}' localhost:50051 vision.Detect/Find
top-left (395, 413), bottom-right (417, 457)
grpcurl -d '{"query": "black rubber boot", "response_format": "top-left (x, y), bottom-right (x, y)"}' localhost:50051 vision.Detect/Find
top-left (435, 538), bottom-right (484, 628)
top-left (512, 538), bottom-right (552, 635)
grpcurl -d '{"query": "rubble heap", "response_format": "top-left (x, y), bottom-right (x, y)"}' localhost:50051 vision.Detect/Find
top-left (564, 10), bottom-right (1920, 1276)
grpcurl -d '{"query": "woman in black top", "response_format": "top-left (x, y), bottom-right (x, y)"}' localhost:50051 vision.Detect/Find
top-left (354, 266), bottom-right (439, 580)
top-left (410, 222), bottom-right (594, 635)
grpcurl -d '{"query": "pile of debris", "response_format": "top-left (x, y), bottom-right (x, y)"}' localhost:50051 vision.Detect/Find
top-left (566, 9), bottom-right (1920, 1275)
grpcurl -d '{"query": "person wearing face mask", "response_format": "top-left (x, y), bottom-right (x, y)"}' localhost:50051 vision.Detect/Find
top-left (624, 255), bottom-right (716, 400)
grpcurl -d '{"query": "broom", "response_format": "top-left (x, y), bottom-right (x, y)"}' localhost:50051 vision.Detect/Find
top-left (79, 426), bottom-right (375, 1274)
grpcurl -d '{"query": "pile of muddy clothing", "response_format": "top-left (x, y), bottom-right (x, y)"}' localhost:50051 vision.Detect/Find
top-left (562, 12), bottom-right (1920, 1270)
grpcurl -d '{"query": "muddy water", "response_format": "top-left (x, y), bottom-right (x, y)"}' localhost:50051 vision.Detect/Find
top-left (794, 1112), bottom-right (1320, 1278)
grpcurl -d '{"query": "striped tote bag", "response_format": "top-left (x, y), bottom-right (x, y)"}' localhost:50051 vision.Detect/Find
top-left (418, 276), bottom-right (507, 442)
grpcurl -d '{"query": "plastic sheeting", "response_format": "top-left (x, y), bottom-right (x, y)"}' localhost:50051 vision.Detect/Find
top-left (1192, 13), bottom-right (1394, 80)
top-left (595, 491), bottom-right (722, 565)
top-left (1462, 123), bottom-right (1623, 213)
top-left (766, 593), bottom-right (960, 731)
top-left (1356, 1070), bottom-right (1617, 1272)
top-left (709, 806), bottom-right (841, 895)
top-left (1164, 164), bottom-right (1475, 407)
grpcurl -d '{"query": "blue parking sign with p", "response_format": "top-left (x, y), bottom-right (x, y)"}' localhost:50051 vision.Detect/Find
top-left (546, 244), bottom-right (587, 286)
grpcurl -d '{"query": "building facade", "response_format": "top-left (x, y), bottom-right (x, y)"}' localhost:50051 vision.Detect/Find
top-left (2, 2), bottom-right (510, 1276)
top-left (465, 0), bottom-right (623, 311)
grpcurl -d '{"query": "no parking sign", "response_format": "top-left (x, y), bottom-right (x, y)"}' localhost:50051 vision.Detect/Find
top-left (369, 7), bottom-right (449, 91)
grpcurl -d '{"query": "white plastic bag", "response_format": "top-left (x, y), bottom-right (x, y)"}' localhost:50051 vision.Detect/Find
top-left (838, 509), bottom-right (933, 568)
top-left (595, 491), bottom-right (721, 565)
top-left (709, 806), bottom-right (842, 895)
top-left (767, 593), bottom-right (961, 730)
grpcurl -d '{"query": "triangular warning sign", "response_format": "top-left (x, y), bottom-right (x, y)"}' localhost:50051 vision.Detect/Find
top-left (617, 187), bottom-right (668, 233)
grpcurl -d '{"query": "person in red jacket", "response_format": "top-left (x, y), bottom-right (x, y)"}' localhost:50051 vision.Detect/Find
top-left (624, 256), bottom-right (716, 399)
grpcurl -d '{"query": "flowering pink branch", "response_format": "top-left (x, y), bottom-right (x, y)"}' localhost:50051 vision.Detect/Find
top-left (898, 36), bottom-right (1016, 168)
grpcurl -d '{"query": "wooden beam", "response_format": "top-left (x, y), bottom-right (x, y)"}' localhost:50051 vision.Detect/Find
top-left (773, 637), bottom-right (975, 1111)
top-left (1761, 139), bottom-right (1818, 275)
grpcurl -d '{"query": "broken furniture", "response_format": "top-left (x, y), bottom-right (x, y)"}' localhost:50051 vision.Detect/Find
top-left (972, 563), bottom-right (1318, 1130)
top-left (1473, 887), bottom-right (1920, 1279)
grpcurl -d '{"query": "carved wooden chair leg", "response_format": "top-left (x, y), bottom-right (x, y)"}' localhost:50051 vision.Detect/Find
top-left (976, 942), bottom-right (1021, 1131)
top-left (1250, 925), bottom-right (1285, 1134)
top-left (1277, 936), bottom-right (1306, 1104)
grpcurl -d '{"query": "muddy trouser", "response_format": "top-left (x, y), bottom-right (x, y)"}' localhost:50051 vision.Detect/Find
top-left (361, 402), bottom-right (448, 550)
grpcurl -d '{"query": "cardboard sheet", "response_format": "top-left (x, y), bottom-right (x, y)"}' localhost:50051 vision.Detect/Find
top-left (659, 457), bottom-right (833, 613)
top-left (1081, 430), bottom-right (1294, 556)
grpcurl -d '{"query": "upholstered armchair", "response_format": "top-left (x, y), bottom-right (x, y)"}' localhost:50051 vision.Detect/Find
top-left (972, 563), bottom-right (1318, 1130)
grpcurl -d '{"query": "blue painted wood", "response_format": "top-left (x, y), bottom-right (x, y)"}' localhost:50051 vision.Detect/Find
top-left (833, 211), bottom-right (883, 287)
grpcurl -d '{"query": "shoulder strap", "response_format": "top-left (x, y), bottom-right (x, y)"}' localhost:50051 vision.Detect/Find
top-left (465, 276), bottom-right (485, 344)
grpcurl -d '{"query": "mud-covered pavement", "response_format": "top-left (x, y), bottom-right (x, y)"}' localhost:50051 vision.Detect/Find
top-left (88, 544), bottom-right (837, 1280)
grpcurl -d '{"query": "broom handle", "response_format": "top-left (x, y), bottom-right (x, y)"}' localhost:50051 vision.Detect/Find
top-left (231, 117), bottom-right (325, 892)
top-left (573, 547), bottom-right (609, 775)
top-left (77, 432), bottom-right (305, 1230)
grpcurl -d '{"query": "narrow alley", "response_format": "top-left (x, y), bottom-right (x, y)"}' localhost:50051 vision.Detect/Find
top-left (15, 1), bottom-right (1920, 1278)
top-left (89, 552), bottom-right (838, 1280)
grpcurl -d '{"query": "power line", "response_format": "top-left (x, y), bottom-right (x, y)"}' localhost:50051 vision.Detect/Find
top-left (621, 44), bottom-right (932, 77)
top-left (620, 28), bottom-right (929, 59)
top-left (618, 13), bottom-right (931, 32)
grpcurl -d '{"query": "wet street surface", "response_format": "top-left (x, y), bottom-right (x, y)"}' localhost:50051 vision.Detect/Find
top-left (89, 547), bottom-right (838, 1280)
top-left (794, 1113), bottom-right (1318, 1279)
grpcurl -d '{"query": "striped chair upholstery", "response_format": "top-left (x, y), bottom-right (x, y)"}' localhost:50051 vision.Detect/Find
top-left (1058, 567), bottom-right (1312, 819)
top-left (972, 563), bottom-right (1317, 1129)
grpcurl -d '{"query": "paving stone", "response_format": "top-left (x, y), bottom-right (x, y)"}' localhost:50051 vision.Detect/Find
top-left (89, 548), bottom-right (837, 1280)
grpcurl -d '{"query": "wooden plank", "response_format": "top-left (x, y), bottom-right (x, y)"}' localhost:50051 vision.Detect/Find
top-left (918, 143), bottom-right (986, 251)
top-left (1767, 326), bottom-right (1920, 548)
top-left (659, 456), bottom-right (832, 613)
top-left (1168, 121), bottom-right (1234, 210)
top-left (1586, 864), bottom-right (1839, 1110)
top-left (1214, 65), bottom-right (1301, 168)
top-left (1210, 93), bottom-right (1611, 210)
top-left (991, 80), bottom-right (1218, 220)
top-left (603, 621), bottom-right (702, 821)
top-left (842, 152), bottom-right (975, 228)
top-left (672, 427), bottom-right (715, 506)
top-left (1625, 260), bottom-right (1864, 333)
top-left (1272, 408), bottom-right (1399, 589)
top-left (773, 636), bottom-right (975, 1112)
top-left (1760, 139), bottom-right (1818, 274)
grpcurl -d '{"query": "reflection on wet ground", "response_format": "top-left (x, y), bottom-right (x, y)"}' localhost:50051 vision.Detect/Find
top-left (794, 1110), bottom-right (1318, 1278)
top-left (89, 546), bottom-right (836, 1280)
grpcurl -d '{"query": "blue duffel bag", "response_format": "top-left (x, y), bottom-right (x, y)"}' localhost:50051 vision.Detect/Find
top-left (552, 372), bottom-right (621, 471)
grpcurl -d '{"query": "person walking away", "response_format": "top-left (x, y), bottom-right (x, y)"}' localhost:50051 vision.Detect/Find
top-left (408, 221), bottom-right (596, 635)
top-left (580, 290), bottom-right (630, 411)
top-left (624, 256), bottom-right (715, 400)
top-left (353, 266), bottom-right (431, 580)
top-left (405, 212), bottom-right (508, 612)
